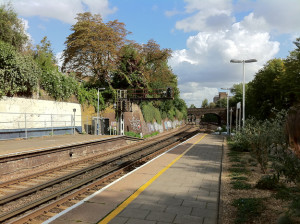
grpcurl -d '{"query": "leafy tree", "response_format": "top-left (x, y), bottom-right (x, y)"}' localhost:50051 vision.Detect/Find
top-left (0, 41), bottom-right (40, 98)
top-left (0, 3), bottom-right (28, 51)
top-left (190, 104), bottom-right (196, 108)
top-left (62, 12), bottom-right (129, 85)
top-left (282, 38), bottom-right (300, 106)
top-left (141, 39), bottom-right (176, 92)
top-left (215, 98), bottom-right (227, 108)
top-left (201, 98), bottom-right (208, 108)
top-left (230, 83), bottom-right (243, 107)
top-left (112, 43), bottom-right (147, 89)
top-left (209, 102), bottom-right (216, 108)
top-left (246, 59), bottom-right (286, 119)
top-left (34, 36), bottom-right (57, 72)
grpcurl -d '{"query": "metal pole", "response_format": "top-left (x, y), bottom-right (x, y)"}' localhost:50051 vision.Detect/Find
top-left (97, 88), bottom-right (99, 135)
top-left (86, 115), bottom-right (89, 134)
top-left (236, 107), bottom-right (238, 133)
top-left (242, 61), bottom-right (245, 127)
top-left (25, 113), bottom-right (27, 139)
top-left (230, 108), bottom-right (233, 135)
top-left (51, 114), bottom-right (53, 136)
top-left (227, 90), bottom-right (229, 134)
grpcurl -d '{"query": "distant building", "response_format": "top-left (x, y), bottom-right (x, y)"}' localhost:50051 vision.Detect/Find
top-left (213, 92), bottom-right (227, 103)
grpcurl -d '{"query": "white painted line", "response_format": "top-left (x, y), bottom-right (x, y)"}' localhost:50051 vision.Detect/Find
top-left (43, 133), bottom-right (200, 224)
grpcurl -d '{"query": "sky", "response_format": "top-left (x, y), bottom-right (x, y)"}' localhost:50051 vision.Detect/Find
top-left (2, 0), bottom-right (300, 107)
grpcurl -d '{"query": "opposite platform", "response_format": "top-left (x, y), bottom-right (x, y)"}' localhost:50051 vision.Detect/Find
top-left (0, 134), bottom-right (119, 157)
top-left (46, 133), bottom-right (223, 224)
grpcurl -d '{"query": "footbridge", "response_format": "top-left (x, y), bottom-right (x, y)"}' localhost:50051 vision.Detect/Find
top-left (187, 108), bottom-right (227, 125)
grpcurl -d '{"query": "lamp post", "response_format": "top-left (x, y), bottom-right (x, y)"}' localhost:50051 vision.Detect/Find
top-left (73, 108), bottom-right (76, 135)
top-left (221, 88), bottom-right (231, 134)
top-left (97, 88), bottom-right (105, 135)
top-left (230, 59), bottom-right (257, 127)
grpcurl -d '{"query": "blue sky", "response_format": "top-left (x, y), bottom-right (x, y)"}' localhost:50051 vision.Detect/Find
top-left (2, 0), bottom-right (300, 107)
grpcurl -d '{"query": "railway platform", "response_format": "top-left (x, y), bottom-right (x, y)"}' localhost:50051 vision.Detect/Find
top-left (45, 133), bottom-right (224, 224)
top-left (0, 134), bottom-right (119, 157)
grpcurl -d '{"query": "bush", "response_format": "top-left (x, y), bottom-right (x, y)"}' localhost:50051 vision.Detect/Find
top-left (231, 180), bottom-right (252, 190)
top-left (232, 198), bottom-right (264, 223)
top-left (0, 41), bottom-right (40, 98)
top-left (125, 131), bottom-right (140, 138)
top-left (228, 132), bottom-right (250, 152)
top-left (256, 175), bottom-right (279, 190)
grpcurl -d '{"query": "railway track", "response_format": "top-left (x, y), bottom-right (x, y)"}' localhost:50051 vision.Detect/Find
top-left (0, 127), bottom-right (198, 223)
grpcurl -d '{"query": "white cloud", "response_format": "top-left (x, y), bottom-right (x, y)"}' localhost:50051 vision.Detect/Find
top-left (236, 0), bottom-right (300, 34)
top-left (179, 83), bottom-right (218, 107)
top-left (175, 0), bottom-right (235, 32)
top-left (3, 0), bottom-right (117, 24)
top-left (170, 23), bottom-right (280, 106)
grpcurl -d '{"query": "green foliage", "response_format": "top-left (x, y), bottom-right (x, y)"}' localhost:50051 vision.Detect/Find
top-left (125, 131), bottom-right (141, 138)
top-left (201, 98), bottom-right (208, 108)
top-left (141, 102), bottom-right (162, 124)
top-left (231, 176), bottom-right (248, 181)
top-left (256, 175), bottom-right (279, 190)
top-left (245, 38), bottom-right (300, 119)
top-left (39, 70), bottom-right (77, 100)
top-left (0, 41), bottom-right (40, 98)
top-left (0, 3), bottom-right (28, 51)
top-left (143, 131), bottom-right (159, 139)
top-left (230, 180), bottom-right (252, 190)
top-left (232, 198), bottom-right (264, 224)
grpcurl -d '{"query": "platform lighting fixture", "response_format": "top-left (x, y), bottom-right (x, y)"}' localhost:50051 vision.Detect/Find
top-left (97, 88), bottom-right (105, 135)
top-left (221, 88), bottom-right (232, 134)
top-left (230, 59), bottom-right (257, 127)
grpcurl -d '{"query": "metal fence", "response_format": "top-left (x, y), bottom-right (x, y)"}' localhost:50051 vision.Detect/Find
top-left (0, 112), bottom-right (82, 140)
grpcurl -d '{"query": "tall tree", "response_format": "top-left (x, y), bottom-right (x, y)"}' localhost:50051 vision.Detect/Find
top-left (201, 98), bottom-right (208, 108)
top-left (34, 36), bottom-right (57, 72)
top-left (62, 12), bottom-right (129, 85)
top-left (112, 43), bottom-right (147, 89)
top-left (246, 58), bottom-right (285, 119)
top-left (0, 3), bottom-right (28, 51)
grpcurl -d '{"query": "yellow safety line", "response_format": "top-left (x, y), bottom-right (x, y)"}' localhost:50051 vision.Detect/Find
top-left (98, 134), bottom-right (207, 224)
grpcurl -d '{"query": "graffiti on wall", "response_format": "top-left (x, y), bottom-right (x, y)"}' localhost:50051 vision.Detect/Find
top-left (129, 116), bottom-right (141, 131)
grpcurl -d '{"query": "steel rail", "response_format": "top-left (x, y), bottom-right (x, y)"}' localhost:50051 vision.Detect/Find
top-left (0, 129), bottom-right (197, 223)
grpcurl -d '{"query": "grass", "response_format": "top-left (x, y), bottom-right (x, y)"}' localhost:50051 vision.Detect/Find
top-left (125, 131), bottom-right (141, 138)
top-left (143, 131), bottom-right (159, 139)
top-left (231, 176), bottom-right (249, 181)
top-left (232, 198), bottom-right (265, 224)
top-left (231, 180), bottom-right (252, 190)
top-left (228, 167), bottom-right (250, 175)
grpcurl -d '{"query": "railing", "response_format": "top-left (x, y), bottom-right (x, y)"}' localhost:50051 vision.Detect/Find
top-left (0, 112), bottom-right (81, 140)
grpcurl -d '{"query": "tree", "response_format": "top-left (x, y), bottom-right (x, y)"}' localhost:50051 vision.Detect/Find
top-left (141, 39), bottom-right (176, 92)
top-left (0, 41), bottom-right (40, 98)
top-left (246, 59), bottom-right (286, 119)
top-left (209, 102), bottom-right (216, 108)
top-left (201, 99), bottom-right (208, 108)
top-left (34, 36), bottom-right (57, 72)
top-left (0, 3), bottom-right (28, 51)
top-left (281, 37), bottom-right (300, 106)
top-left (190, 104), bottom-right (196, 108)
top-left (112, 43), bottom-right (147, 89)
top-left (62, 12), bottom-right (129, 85)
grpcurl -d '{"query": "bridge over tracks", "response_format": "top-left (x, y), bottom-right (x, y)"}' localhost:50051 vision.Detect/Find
top-left (187, 108), bottom-right (227, 125)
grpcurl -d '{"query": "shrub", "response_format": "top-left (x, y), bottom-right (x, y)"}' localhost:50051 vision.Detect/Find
top-left (231, 180), bottom-right (252, 190)
top-left (256, 175), bottom-right (279, 190)
top-left (232, 198), bottom-right (264, 224)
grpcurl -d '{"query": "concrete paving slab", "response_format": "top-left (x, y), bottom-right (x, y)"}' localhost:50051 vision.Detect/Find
top-left (49, 134), bottom-right (223, 224)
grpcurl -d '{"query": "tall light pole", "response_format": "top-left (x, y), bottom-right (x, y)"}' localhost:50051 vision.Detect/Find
top-left (221, 88), bottom-right (231, 134)
top-left (97, 87), bottom-right (105, 135)
top-left (230, 59), bottom-right (257, 127)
